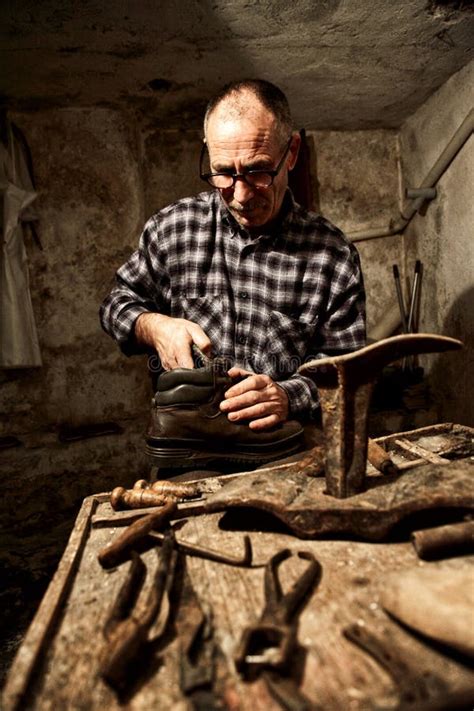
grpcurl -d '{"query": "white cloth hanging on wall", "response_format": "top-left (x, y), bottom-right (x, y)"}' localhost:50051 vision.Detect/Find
top-left (0, 120), bottom-right (42, 367)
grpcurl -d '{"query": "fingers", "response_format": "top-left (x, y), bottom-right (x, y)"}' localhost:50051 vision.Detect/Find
top-left (220, 374), bottom-right (289, 429)
top-left (172, 343), bottom-right (194, 370)
top-left (249, 413), bottom-right (281, 431)
top-left (136, 313), bottom-right (211, 370)
top-left (164, 322), bottom-right (210, 369)
top-left (227, 366), bottom-right (254, 379)
top-left (224, 372), bottom-right (264, 399)
top-left (156, 323), bottom-right (194, 370)
top-left (190, 325), bottom-right (212, 356)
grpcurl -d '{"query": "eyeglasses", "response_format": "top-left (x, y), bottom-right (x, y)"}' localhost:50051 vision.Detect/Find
top-left (200, 136), bottom-right (293, 189)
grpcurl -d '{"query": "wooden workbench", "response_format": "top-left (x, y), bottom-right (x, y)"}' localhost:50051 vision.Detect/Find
top-left (3, 487), bottom-right (474, 710)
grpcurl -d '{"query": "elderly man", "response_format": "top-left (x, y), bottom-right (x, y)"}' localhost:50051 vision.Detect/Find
top-left (100, 79), bottom-right (366, 465)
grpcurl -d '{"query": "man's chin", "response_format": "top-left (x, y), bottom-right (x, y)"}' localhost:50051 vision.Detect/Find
top-left (231, 209), bottom-right (266, 229)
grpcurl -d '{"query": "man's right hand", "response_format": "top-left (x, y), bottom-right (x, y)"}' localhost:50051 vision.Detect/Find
top-left (134, 313), bottom-right (212, 370)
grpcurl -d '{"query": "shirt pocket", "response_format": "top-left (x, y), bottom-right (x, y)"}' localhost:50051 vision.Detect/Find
top-left (259, 309), bottom-right (314, 375)
top-left (170, 288), bottom-right (229, 346)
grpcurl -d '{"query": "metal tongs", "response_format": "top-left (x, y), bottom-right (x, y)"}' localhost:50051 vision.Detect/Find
top-left (235, 548), bottom-right (321, 677)
top-left (100, 530), bottom-right (177, 690)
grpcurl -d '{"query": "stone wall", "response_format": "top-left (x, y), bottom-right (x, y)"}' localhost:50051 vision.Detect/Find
top-left (399, 61), bottom-right (473, 426)
top-left (0, 108), bottom-right (152, 625)
top-left (308, 129), bottom-right (402, 333)
top-left (1, 107), bottom-right (152, 509)
top-left (142, 127), bottom-right (203, 216)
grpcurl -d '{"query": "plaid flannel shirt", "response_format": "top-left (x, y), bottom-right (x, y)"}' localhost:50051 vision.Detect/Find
top-left (100, 190), bottom-right (366, 418)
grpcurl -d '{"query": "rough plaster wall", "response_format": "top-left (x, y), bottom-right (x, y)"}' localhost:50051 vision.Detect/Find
top-left (2, 108), bottom-right (149, 430)
top-left (0, 109), bottom-right (151, 564)
top-left (309, 130), bottom-right (402, 333)
top-left (142, 128), bottom-right (203, 215)
top-left (399, 61), bottom-right (473, 426)
top-left (2, 1), bottom-right (473, 130)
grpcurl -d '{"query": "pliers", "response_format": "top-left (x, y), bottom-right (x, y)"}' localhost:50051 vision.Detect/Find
top-left (235, 548), bottom-right (321, 678)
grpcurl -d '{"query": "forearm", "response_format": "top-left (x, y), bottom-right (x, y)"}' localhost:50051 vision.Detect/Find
top-left (134, 312), bottom-right (169, 349)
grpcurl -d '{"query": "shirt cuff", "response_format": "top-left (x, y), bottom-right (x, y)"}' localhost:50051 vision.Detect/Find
top-left (278, 374), bottom-right (320, 420)
top-left (116, 305), bottom-right (153, 356)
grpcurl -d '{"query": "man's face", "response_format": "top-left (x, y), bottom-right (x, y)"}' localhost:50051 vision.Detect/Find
top-left (205, 98), bottom-right (299, 231)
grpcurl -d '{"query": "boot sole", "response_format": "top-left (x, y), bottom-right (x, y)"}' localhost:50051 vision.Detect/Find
top-left (144, 437), bottom-right (303, 468)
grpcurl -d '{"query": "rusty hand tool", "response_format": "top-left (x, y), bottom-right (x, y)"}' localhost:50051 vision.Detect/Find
top-left (150, 480), bottom-right (201, 498)
top-left (298, 334), bottom-right (462, 498)
top-left (179, 600), bottom-right (220, 710)
top-left (98, 498), bottom-right (177, 569)
top-left (235, 549), bottom-right (321, 679)
top-left (198, 457), bottom-right (474, 540)
top-left (407, 260), bottom-right (422, 334)
top-left (411, 519), bottom-right (474, 560)
top-left (367, 438), bottom-right (399, 476)
top-left (403, 260), bottom-right (423, 372)
top-left (263, 672), bottom-right (316, 711)
top-left (177, 560), bottom-right (238, 711)
top-left (149, 530), bottom-right (255, 567)
top-left (103, 552), bottom-right (146, 640)
top-left (100, 531), bottom-right (177, 690)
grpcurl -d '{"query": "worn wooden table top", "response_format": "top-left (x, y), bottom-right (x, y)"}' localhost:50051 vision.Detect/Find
top-left (3, 490), bottom-right (474, 711)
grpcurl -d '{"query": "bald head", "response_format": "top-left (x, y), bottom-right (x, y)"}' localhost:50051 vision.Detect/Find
top-left (204, 79), bottom-right (293, 148)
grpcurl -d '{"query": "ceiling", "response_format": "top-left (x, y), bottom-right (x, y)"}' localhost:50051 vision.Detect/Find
top-left (1, 0), bottom-right (473, 130)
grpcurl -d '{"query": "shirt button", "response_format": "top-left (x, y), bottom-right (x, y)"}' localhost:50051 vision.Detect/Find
top-left (239, 291), bottom-right (248, 299)
top-left (238, 335), bottom-right (246, 344)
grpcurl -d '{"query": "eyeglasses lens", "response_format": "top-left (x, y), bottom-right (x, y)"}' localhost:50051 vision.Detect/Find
top-left (208, 173), bottom-right (272, 189)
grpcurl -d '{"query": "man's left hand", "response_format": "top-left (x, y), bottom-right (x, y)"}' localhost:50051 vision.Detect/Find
top-left (219, 367), bottom-right (289, 430)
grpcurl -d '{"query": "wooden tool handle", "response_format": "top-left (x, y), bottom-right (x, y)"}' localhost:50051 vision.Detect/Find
top-left (111, 481), bottom-right (201, 509)
top-left (133, 479), bottom-right (149, 490)
top-left (150, 480), bottom-right (200, 498)
top-left (98, 498), bottom-right (177, 569)
top-left (412, 520), bottom-right (474, 560)
top-left (367, 438), bottom-right (399, 476)
top-left (110, 486), bottom-right (168, 510)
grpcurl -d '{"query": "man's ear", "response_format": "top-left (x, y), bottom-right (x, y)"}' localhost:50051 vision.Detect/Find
top-left (288, 132), bottom-right (302, 171)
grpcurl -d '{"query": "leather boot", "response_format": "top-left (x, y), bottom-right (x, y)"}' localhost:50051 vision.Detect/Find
top-left (145, 363), bottom-right (304, 467)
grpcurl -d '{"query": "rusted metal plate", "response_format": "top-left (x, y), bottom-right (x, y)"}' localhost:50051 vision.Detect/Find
top-left (198, 457), bottom-right (474, 539)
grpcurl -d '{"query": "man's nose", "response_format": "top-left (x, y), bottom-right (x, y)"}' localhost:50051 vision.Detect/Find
top-left (233, 176), bottom-right (255, 203)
